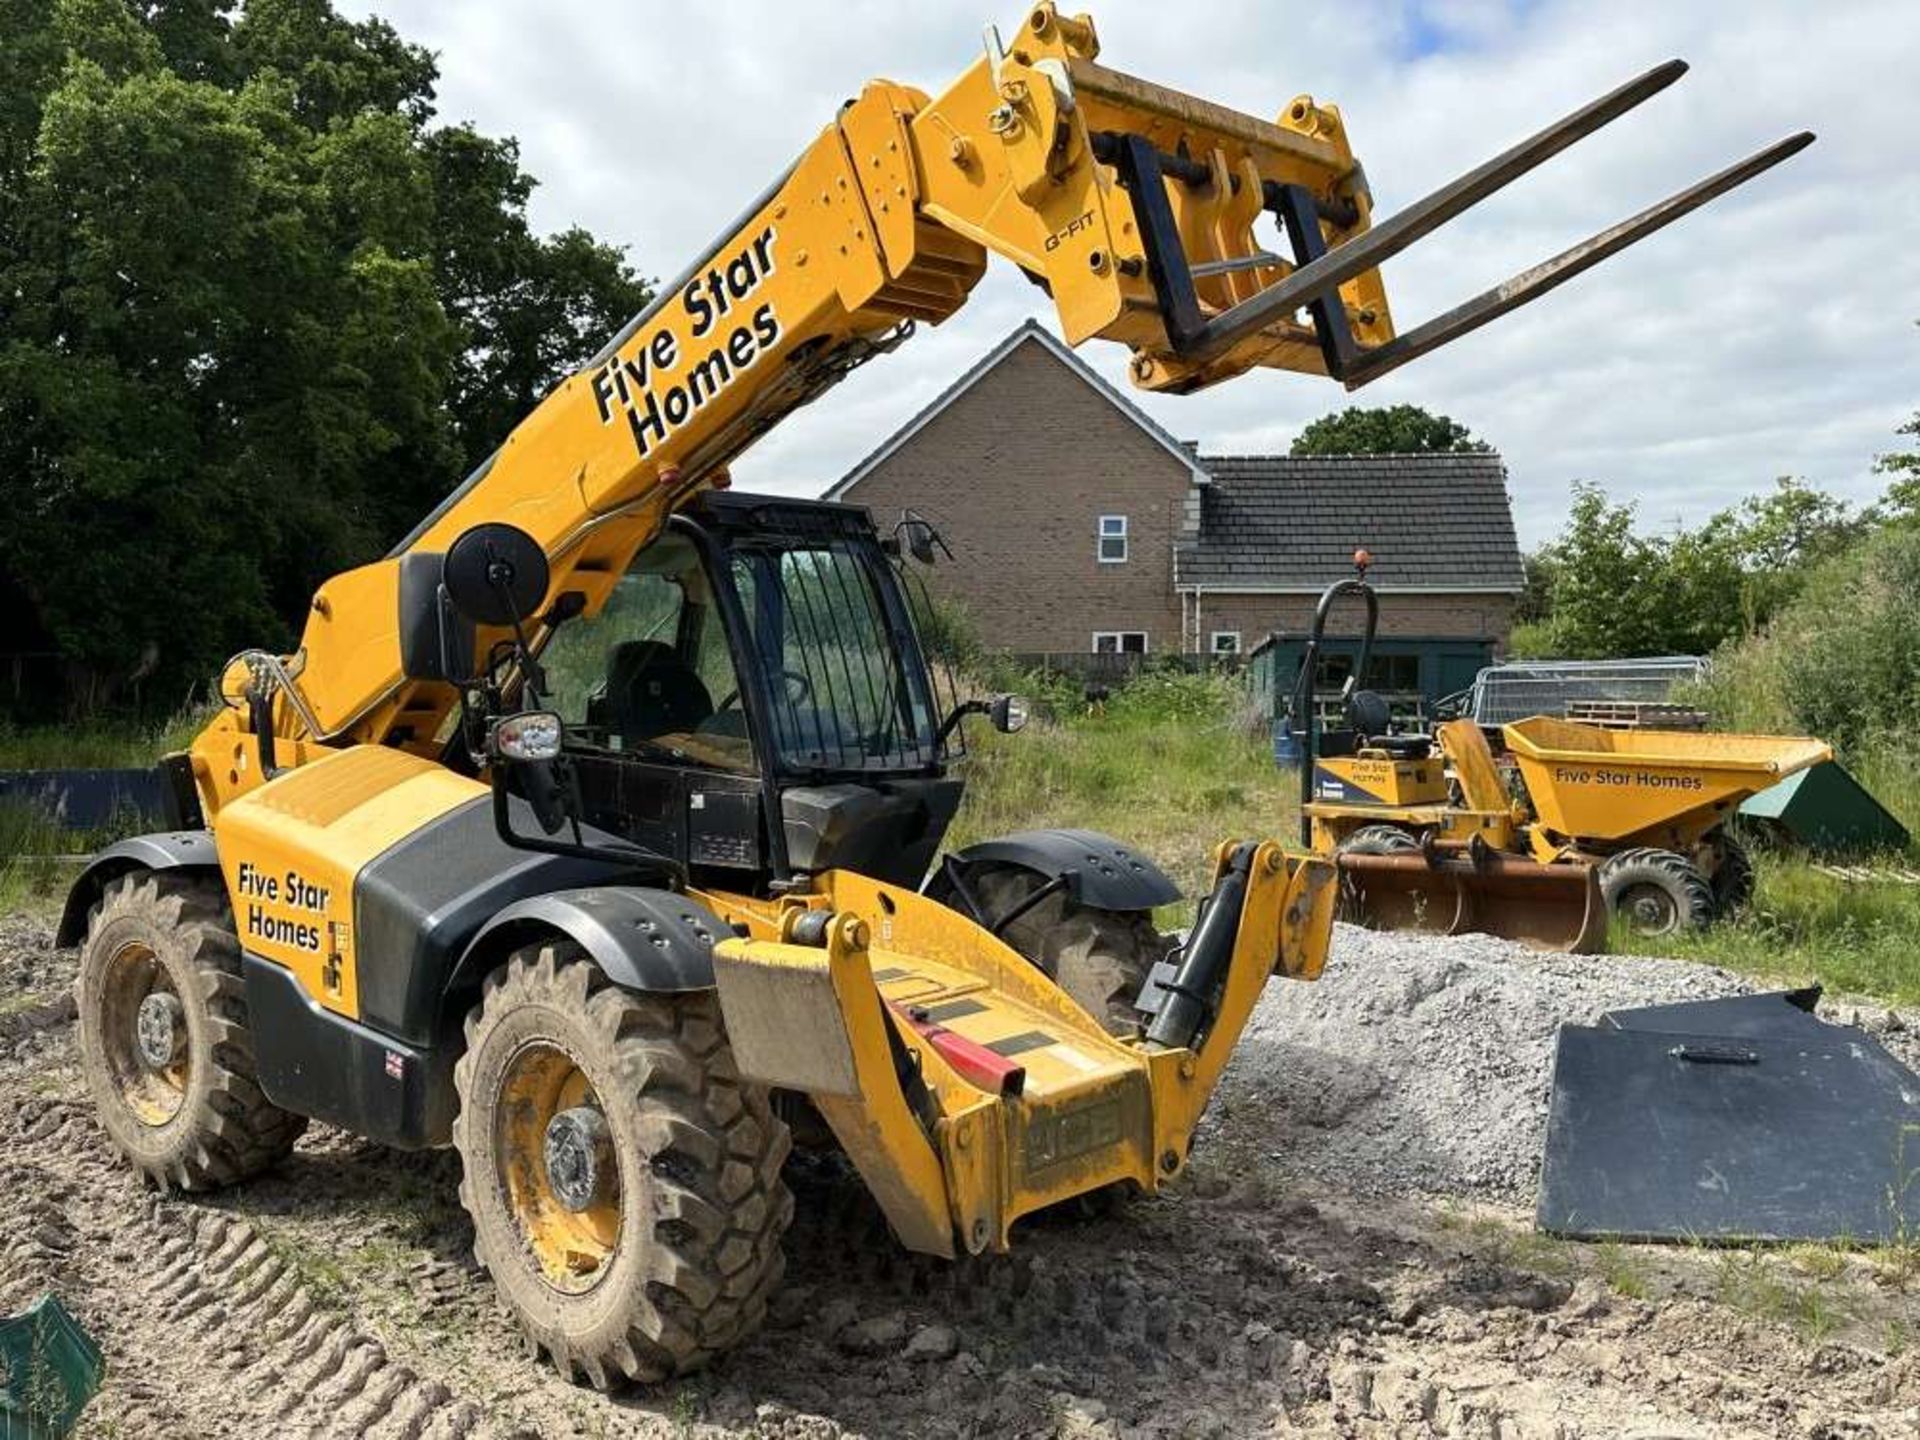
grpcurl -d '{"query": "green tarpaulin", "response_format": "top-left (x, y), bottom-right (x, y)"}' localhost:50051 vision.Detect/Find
top-left (1739, 760), bottom-right (1910, 853)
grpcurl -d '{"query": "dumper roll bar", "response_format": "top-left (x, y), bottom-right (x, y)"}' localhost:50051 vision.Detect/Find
top-left (1289, 552), bottom-right (1380, 846)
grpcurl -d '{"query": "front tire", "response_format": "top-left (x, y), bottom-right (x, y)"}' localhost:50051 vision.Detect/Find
top-left (75, 872), bottom-right (306, 1190)
top-left (1333, 825), bottom-right (1421, 924)
top-left (452, 941), bottom-right (793, 1388)
top-left (1599, 848), bottom-right (1714, 938)
top-left (1337, 825), bottom-right (1422, 856)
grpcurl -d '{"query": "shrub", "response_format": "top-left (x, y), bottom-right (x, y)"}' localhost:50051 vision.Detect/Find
top-left (1693, 525), bottom-right (1920, 752)
top-left (1104, 666), bottom-right (1241, 725)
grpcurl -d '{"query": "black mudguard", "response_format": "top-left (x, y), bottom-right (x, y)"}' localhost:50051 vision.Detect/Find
top-left (243, 954), bottom-right (458, 1150)
top-left (446, 886), bottom-right (728, 1019)
top-left (930, 827), bottom-right (1181, 912)
top-left (57, 831), bottom-right (221, 947)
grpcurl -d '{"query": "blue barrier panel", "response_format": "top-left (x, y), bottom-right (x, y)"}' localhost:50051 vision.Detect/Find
top-left (0, 769), bottom-right (168, 833)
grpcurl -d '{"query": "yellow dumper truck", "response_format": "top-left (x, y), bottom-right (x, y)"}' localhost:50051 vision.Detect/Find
top-left (1293, 563), bottom-right (1830, 942)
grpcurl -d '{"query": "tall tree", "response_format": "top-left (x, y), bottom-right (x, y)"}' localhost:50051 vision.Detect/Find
top-left (1290, 403), bottom-right (1492, 456)
top-left (0, 0), bottom-right (650, 716)
top-left (1524, 478), bottom-right (1859, 659)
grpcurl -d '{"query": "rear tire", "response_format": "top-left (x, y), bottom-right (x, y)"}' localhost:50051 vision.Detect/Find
top-left (452, 941), bottom-right (793, 1388)
top-left (941, 863), bottom-right (1168, 1035)
top-left (75, 872), bottom-right (306, 1191)
top-left (1598, 848), bottom-right (1714, 938)
top-left (1708, 832), bottom-right (1756, 918)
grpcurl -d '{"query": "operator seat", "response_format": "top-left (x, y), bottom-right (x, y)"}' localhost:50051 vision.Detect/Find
top-left (1344, 688), bottom-right (1434, 759)
top-left (603, 640), bottom-right (713, 745)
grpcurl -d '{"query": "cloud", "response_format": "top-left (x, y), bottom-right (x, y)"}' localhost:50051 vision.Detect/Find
top-left (349, 0), bottom-right (1920, 544)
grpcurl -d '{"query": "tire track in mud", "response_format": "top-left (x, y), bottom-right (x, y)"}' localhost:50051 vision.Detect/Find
top-left (1, 1084), bottom-right (501, 1440)
top-left (9, 920), bottom-right (1917, 1440)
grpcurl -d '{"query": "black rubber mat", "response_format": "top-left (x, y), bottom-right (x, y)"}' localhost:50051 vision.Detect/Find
top-left (1537, 1020), bottom-right (1918, 1243)
top-left (1600, 986), bottom-right (1826, 1040)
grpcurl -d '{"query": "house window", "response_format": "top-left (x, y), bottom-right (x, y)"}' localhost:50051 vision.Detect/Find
top-left (1210, 630), bottom-right (1242, 656)
top-left (1097, 514), bottom-right (1128, 563)
top-left (1092, 631), bottom-right (1148, 654)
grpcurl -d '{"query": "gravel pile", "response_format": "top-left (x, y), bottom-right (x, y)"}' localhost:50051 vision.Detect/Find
top-left (1210, 924), bottom-right (1786, 1202)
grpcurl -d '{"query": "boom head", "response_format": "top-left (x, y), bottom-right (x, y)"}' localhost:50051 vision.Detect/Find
top-left (932, 4), bottom-right (1810, 394)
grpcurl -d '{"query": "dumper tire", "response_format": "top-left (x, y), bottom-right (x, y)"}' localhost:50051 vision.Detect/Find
top-left (1708, 832), bottom-right (1756, 918)
top-left (1334, 826), bottom-right (1421, 923)
top-left (944, 862), bottom-right (1169, 1036)
top-left (75, 872), bottom-right (307, 1191)
top-left (1337, 825), bottom-right (1421, 856)
top-left (452, 941), bottom-right (793, 1389)
top-left (1598, 848), bottom-right (1714, 938)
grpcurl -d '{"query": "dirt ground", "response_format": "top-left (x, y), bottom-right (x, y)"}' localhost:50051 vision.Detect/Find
top-left (3, 910), bottom-right (1916, 1439)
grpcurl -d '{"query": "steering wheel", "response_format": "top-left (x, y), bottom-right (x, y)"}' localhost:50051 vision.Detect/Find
top-left (716, 668), bottom-right (813, 710)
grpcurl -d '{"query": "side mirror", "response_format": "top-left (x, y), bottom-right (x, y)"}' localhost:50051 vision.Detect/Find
top-left (903, 519), bottom-right (939, 566)
top-left (889, 513), bottom-right (949, 566)
top-left (443, 522), bottom-right (550, 627)
top-left (935, 692), bottom-right (1030, 745)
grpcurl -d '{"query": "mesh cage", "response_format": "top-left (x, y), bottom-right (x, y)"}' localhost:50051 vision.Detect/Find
top-left (1466, 656), bottom-right (1708, 727)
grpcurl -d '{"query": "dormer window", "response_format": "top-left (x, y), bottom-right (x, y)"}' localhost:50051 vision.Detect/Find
top-left (1097, 514), bottom-right (1128, 563)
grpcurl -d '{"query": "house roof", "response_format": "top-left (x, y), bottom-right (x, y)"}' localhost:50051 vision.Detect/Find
top-left (824, 319), bottom-right (1204, 499)
top-left (1179, 453), bottom-right (1526, 594)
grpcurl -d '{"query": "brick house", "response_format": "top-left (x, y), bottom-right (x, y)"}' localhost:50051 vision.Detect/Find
top-left (824, 321), bottom-right (1526, 708)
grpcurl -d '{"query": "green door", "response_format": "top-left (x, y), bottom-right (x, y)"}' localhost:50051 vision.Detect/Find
top-left (1435, 645), bottom-right (1492, 706)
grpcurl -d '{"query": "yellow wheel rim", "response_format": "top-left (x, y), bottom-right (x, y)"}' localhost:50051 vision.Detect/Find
top-left (98, 940), bottom-right (190, 1127)
top-left (496, 1042), bottom-right (622, 1293)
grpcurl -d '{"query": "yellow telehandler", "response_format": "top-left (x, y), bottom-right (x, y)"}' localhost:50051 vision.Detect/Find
top-left (57, 4), bottom-right (1809, 1387)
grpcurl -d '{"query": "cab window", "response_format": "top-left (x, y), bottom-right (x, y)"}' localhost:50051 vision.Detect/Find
top-left (536, 534), bottom-right (754, 772)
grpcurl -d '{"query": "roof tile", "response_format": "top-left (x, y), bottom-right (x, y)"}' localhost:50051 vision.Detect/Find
top-left (1182, 453), bottom-right (1526, 592)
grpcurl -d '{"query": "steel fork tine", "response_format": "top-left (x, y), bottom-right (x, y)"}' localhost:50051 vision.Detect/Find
top-left (1341, 131), bottom-right (1816, 388)
top-left (1187, 58), bottom-right (1692, 362)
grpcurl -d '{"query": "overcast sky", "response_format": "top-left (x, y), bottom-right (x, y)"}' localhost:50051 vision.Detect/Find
top-left (345, 0), bottom-right (1918, 544)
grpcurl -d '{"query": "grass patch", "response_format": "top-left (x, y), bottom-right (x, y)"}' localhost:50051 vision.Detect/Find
top-left (255, 1222), bottom-right (350, 1302)
top-left (0, 804), bottom-right (106, 913)
top-left (1592, 1240), bottom-right (1650, 1299)
top-left (948, 674), bottom-right (1295, 918)
top-left (1713, 1247), bottom-right (1791, 1319)
top-left (1614, 842), bottom-right (1920, 1004)
top-left (1502, 1227), bottom-right (1579, 1280)
top-left (0, 706), bottom-right (213, 895)
top-left (1709, 1246), bottom-right (1866, 1344)
top-left (1872, 1241), bottom-right (1917, 1290)
top-left (1782, 1241), bottom-right (1851, 1282)
top-left (1604, 733), bottom-right (1920, 1004)
top-left (0, 707), bottom-right (209, 770)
